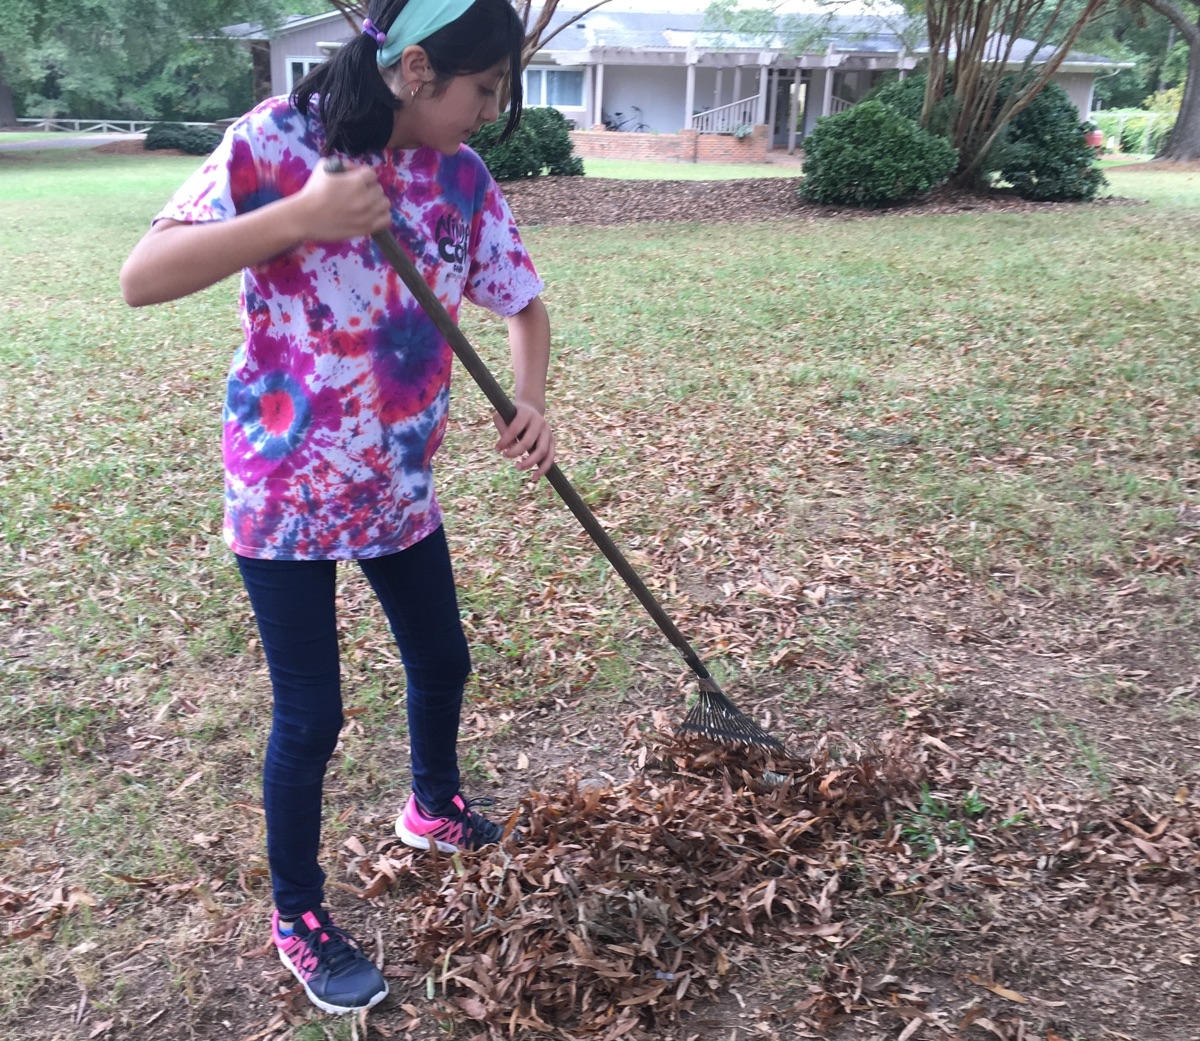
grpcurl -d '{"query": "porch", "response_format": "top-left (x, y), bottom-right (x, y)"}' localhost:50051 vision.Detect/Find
top-left (554, 43), bottom-right (915, 163)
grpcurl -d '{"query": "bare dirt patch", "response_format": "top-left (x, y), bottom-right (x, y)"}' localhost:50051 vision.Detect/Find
top-left (92, 138), bottom-right (186, 156)
top-left (498, 177), bottom-right (1137, 227)
top-left (1110, 158), bottom-right (1200, 174)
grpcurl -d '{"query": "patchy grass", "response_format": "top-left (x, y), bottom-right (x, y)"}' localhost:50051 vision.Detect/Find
top-left (1105, 164), bottom-right (1200, 207)
top-left (2, 153), bottom-right (1198, 1041)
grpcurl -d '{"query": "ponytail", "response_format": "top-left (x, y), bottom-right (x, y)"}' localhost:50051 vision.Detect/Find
top-left (292, 0), bottom-right (526, 156)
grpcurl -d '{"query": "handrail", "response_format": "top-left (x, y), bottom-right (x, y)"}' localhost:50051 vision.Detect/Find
top-left (690, 95), bottom-right (759, 135)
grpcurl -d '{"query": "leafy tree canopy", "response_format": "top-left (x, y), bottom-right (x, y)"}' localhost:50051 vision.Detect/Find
top-left (0, 0), bottom-right (289, 121)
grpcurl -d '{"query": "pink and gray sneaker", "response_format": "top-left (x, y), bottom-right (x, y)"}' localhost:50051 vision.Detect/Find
top-left (395, 793), bottom-right (505, 852)
top-left (272, 908), bottom-right (388, 1015)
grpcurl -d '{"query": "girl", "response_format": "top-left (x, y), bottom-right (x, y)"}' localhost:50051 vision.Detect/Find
top-left (120, 0), bottom-right (553, 1016)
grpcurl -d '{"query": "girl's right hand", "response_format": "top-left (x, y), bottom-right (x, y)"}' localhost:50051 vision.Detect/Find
top-left (293, 161), bottom-right (393, 242)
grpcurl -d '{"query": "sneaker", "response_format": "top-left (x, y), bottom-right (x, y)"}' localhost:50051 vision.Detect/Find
top-left (272, 908), bottom-right (388, 1015)
top-left (395, 793), bottom-right (504, 852)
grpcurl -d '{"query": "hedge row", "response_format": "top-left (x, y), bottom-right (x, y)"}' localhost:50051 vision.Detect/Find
top-left (1091, 109), bottom-right (1175, 155)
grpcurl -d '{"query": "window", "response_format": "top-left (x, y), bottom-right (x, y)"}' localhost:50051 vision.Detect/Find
top-left (288, 57), bottom-right (324, 90)
top-left (546, 70), bottom-right (585, 107)
top-left (522, 67), bottom-right (585, 109)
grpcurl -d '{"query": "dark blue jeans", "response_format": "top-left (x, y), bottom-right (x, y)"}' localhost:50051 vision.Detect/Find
top-left (236, 525), bottom-right (470, 919)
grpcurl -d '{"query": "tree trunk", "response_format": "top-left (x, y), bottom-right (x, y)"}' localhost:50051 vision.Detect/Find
top-left (0, 81), bottom-right (15, 128)
top-left (1138, 0), bottom-right (1200, 159)
top-left (1161, 39), bottom-right (1200, 159)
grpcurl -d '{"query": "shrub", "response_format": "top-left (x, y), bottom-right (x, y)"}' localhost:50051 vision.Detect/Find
top-left (144, 122), bottom-right (222, 155)
top-left (799, 100), bottom-right (958, 208)
top-left (872, 72), bottom-right (959, 138)
top-left (994, 80), bottom-right (1106, 201)
top-left (874, 73), bottom-right (1106, 201)
top-left (870, 74), bottom-right (926, 123)
top-left (469, 107), bottom-right (584, 181)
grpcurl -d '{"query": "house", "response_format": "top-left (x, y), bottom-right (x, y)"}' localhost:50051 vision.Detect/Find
top-left (229, 5), bottom-right (1123, 162)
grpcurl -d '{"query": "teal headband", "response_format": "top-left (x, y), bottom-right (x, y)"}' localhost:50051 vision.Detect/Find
top-left (374, 0), bottom-right (476, 68)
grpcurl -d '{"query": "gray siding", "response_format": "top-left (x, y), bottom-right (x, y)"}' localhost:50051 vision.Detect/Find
top-left (271, 15), bottom-right (353, 96)
top-left (1054, 73), bottom-right (1096, 119)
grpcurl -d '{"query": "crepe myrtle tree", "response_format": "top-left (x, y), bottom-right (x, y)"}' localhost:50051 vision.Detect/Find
top-left (325, 0), bottom-right (612, 109)
top-left (918, 0), bottom-right (1114, 184)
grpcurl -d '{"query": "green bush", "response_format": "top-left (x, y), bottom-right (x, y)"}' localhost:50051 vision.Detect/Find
top-left (873, 73), bottom-right (1105, 201)
top-left (871, 72), bottom-right (959, 138)
top-left (869, 74), bottom-right (926, 121)
top-left (469, 107), bottom-right (584, 181)
top-left (144, 122), bottom-right (222, 155)
top-left (799, 100), bottom-right (958, 208)
top-left (994, 81), bottom-right (1105, 201)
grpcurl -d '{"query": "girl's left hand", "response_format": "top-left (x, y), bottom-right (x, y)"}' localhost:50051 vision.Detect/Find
top-left (493, 402), bottom-right (555, 481)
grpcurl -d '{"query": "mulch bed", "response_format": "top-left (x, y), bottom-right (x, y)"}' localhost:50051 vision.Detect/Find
top-left (89, 138), bottom-right (1146, 226)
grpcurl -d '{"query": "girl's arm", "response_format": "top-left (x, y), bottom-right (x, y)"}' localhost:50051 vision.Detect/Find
top-left (494, 295), bottom-right (554, 481)
top-left (119, 164), bottom-right (392, 307)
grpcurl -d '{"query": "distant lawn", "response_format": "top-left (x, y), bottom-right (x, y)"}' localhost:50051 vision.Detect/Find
top-left (0, 147), bottom-right (200, 201)
top-left (1104, 165), bottom-right (1200, 207)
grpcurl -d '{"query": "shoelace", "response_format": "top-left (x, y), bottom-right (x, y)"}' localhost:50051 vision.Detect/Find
top-left (452, 796), bottom-right (504, 846)
top-left (297, 921), bottom-right (364, 976)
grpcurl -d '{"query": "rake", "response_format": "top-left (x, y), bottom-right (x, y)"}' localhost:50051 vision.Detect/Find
top-left (329, 159), bottom-right (785, 753)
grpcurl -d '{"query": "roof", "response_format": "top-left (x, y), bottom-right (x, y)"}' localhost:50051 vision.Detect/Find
top-left (221, 7), bottom-right (1126, 71)
top-left (221, 11), bottom-right (346, 43)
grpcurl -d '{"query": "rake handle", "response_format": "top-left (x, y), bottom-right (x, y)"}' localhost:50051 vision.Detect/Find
top-left (327, 158), bottom-right (716, 688)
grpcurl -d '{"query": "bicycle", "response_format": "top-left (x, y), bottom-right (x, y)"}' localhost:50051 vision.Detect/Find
top-left (602, 106), bottom-right (652, 132)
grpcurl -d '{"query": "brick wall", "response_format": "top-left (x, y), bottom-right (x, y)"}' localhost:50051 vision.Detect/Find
top-left (570, 125), bottom-right (772, 164)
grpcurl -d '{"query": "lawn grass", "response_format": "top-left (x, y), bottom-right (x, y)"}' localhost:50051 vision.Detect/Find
top-left (2, 149), bottom-right (1198, 1038)
top-left (1104, 164), bottom-right (1200, 206)
top-left (0, 131), bottom-right (73, 143)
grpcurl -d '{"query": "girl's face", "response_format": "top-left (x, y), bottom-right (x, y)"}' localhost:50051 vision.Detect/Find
top-left (388, 57), bottom-right (507, 155)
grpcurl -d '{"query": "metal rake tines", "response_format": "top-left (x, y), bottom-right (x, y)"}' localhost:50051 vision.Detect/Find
top-left (679, 688), bottom-right (786, 752)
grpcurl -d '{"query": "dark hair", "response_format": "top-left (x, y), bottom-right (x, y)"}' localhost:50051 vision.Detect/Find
top-left (292, 0), bottom-right (525, 156)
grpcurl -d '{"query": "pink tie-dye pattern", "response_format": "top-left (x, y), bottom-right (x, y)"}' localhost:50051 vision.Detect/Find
top-left (156, 96), bottom-right (544, 560)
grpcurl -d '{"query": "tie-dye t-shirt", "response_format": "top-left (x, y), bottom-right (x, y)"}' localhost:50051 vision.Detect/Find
top-left (155, 96), bottom-right (543, 561)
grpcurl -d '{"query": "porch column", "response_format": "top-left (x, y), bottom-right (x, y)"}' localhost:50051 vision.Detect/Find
top-left (733, 66), bottom-right (743, 102)
top-left (821, 63), bottom-right (835, 118)
top-left (757, 64), bottom-right (769, 124)
top-left (788, 70), bottom-right (800, 154)
top-left (767, 68), bottom-right (780, 142)
top-left (594, 63), bottom-right (605, 126)
top-left (803, 68), bottom-right (824, 135)
top-left (685, 61), bottom-right (697, 129)
top-left (714, 68), bottom-right (723, 108)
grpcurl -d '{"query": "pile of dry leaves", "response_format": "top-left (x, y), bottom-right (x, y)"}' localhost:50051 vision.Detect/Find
top-left (359, 734), bottom-right (925, 1039)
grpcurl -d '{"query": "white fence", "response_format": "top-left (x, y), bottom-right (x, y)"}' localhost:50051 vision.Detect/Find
top-left (691, 96), bottom-right (759, 135)
top-left (16, 118), bottom-right (214, 134)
